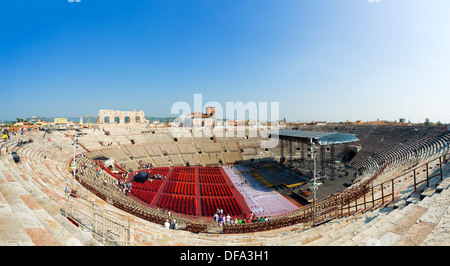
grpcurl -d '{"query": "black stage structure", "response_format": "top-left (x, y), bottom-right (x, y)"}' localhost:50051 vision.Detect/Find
top-left (270, 130), bottom-right (360, 181)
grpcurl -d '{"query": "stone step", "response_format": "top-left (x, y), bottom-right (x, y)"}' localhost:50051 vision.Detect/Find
top-left (436, 177), bottom-right (450, 193)
top-left (0, 137), bottom-right (100, 246)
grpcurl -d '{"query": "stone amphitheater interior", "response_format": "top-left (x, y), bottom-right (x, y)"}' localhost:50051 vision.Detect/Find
top-left (1, 119), bottom-right (449, 248)
top-left (2, 2), bottom-right (450, 258)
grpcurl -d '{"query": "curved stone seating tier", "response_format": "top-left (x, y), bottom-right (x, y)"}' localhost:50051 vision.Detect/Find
top-left (355, 132), bottom-right (450, 182)
top-left (69, 127), bottom-right (248, 167)
top-left (0, 132), bottom-right (100, 245)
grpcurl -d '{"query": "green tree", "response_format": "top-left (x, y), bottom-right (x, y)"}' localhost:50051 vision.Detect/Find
top-left (424, 118), bottom-right (431, 126)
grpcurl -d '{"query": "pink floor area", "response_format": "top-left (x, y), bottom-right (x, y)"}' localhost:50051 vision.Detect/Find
top-left (223, 166), bottom-right (299, 217)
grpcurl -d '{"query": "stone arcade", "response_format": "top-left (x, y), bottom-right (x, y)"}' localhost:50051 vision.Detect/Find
top-left (98, 109), bottom-right (147, 125)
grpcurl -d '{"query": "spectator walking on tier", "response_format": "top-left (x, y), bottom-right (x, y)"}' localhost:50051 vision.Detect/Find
top-left (64, 185), bottom-right (70, 199)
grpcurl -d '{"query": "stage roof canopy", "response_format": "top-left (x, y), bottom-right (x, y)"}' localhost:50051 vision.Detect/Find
top-left (270, 130), bottom-right (359, 146)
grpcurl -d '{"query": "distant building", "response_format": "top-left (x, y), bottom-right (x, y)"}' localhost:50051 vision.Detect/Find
top-left (309, 121), bottom-right (327, 126)
top-left (54, 118), bottom-right (68, 130)
top-left (180, 106), bottom-right (216, 127)
top-left (35, 121), bottom-right (49, 128)
top-left (367, 120), bottom-right (391, 125)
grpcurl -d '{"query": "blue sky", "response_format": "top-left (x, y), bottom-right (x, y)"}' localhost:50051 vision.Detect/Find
top-left (1, 0), bottom-right (449, 123)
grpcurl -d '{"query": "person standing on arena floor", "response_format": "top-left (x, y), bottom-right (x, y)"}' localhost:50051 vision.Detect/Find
top-left (218, 215), bottom-right (223, 226)
top-left (213, 212), bottom-right (219, 226)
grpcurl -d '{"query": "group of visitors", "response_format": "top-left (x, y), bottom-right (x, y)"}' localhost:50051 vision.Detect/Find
top-left (159, 207), bottom-right (172, 217)
top-left (16, 139), bottom-right (32, 146)
top-left (119, 172), bottom-right (128, 180)
top-left (94, 166), bottom-right (102, 180)
top-left (213, 209), bottom-right (230, 226)
top-left (164, 219), bottom-right (178, 230)
top-left (75, 158), bottom-right (134, 198)
top-left (74, 158), bottom-right (102, 181)
top-left (149, 173), bottom-right (165, 180)
top-left (1, 126), bottom-right (49, 142)
top-left (2, 128), bottom-right (24, 141)
top-left (70, 153), bottom-right (88, 175)
top-left (239, 212), bottom-right (273, 224)
top-left (137, 160), bottom-right (152, 170)
top-left (113, 178), bottom-right (132, 195)
top-left (213, 209), bottom-right (273, 226)
top-left (64, 185), bottom-right (79, 199)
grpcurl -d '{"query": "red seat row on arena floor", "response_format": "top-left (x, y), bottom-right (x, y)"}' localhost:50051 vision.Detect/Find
top-left (170, 172), bottom-right (196, 182)
top-left (201, 196), bottom-right (243, 217)
top-left (131, 189), bottom-right (158, 205)
top-left (200, 184), bottom-right (233, 197)
top-left (127, 166), bottom-right (247, 217)
top-left (131, 179), bottom-right (164, 191)
top-left (173, 166), bottom-right (196, 173)
top-left (157, 193), bottom-right (196, 216)
top-left (198, 167), bottom-right (222, 175)
top-left (149, 167), bottom-right (170, 176)
top-left (164, 181), bottom-right (196, 195)
top-left (198, 174), bottom-right (226, 184)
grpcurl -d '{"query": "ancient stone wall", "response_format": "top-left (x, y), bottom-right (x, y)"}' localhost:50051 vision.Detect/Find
top-left (98, 109), bottom-right (147, 124)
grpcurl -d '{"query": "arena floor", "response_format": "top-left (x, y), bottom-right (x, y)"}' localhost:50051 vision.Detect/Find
top-left (252, 166), bottom-right (308, 187)
top-left (245, 162), bottom-right (356, 204)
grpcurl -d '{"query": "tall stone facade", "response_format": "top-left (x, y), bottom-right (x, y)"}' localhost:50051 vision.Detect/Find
top-left (98, 109), bottom-right (147, 124)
